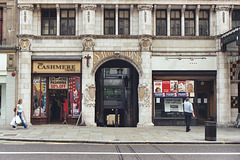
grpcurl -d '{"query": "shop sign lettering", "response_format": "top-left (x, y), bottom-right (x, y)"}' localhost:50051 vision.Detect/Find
top-left (33, 61), bottom-right (81, 73)
top-left (93, 51), bottom-right (142, 67)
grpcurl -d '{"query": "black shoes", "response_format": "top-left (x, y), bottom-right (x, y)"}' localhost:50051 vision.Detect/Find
top-left (186, 129), bottom-right (191, 132)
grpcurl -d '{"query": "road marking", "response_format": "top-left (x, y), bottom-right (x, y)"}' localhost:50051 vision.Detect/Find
top-left (0, 152), bottom-right (239, 155)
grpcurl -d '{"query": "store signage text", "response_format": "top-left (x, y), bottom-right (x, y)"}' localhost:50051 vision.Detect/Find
top-left (93, 51), bottom-right (142, 67)
top-left (33, 61), bottom-right (81, 73)
top-left (49, 77), bottom-right (68, 89)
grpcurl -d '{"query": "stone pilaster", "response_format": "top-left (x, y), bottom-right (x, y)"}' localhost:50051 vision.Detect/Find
top-left (217, 51), bottom-right (231, 126)
top-left (181, 5), bottom-right (186, 36)
top-left (18, 5), bottom-right (34, 35)
top-left (138, 5), bottom-right (153, 35)
top-left (81, 40), bottom-right (96, 126)
top-left (137, 37), bottom-right (153, 127)
top-left (81, 4), bottom-right (97, 35)
top-left (215, 5), bottom-right (231, 35)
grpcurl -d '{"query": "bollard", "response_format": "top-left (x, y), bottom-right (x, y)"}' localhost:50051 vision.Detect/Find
top-left (205, 121), bottom-right (216, 141)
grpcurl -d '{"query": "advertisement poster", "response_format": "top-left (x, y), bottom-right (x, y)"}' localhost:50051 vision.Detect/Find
top-left (178, 81), bottom-right (186, 92)
top-left (49, 77), bottom-right (68, 89)
top-left (164, 98), bottom-right (184, 112)
top-left (170, 80), bottom-right (178, 93)
top-left (162, 80), bottom-right (170, 93)
top-left (154, 80), bottom-right (162, 93)
top-left (186, 80), bottom-right (194, 93)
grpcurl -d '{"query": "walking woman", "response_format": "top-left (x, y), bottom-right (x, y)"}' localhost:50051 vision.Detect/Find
top-left (15, 99), bottom-right (29, 129)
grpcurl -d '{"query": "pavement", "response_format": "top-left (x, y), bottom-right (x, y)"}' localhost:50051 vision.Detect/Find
top-left (0, 125), bottom-right (239, 144)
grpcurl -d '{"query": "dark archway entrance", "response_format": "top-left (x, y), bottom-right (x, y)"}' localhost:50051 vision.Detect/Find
top-left (95, 60), bottom-right (139, 127)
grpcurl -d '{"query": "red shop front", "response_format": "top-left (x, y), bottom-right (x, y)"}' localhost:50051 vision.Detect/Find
top-left (31, 60), bottom-right (82, 125)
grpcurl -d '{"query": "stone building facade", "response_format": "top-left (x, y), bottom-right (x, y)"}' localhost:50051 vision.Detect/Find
top-left (16, 0), bottom-right (240, 127)
top-left (0, 0), bottom-right (17, 125)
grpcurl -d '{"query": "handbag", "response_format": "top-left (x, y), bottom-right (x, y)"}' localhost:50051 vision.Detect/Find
top-left (10, 116), bottom-right (16, 126)
top-left (15, 115), bottom-right (22, 124)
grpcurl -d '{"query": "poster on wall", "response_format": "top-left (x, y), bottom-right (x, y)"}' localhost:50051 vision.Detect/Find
top-left (178, 81), bottom-right (186, 92)
top-left (164, 98), bottom-right (184, 112)
top-left (154, 80), bottom-right (162, 93)
top-left (162, 80), bottom-right (170, 93)
top-left (170, 80), bottom-right (178, 93)
top-left (186, 80), bottom-right (194, 93)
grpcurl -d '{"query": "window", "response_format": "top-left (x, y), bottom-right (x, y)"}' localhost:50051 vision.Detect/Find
top-left (104, 9), bottom-right (115, 35)
top-left (32, 76), bottom-right (47, 117)
top-left (199, 10), bottom-right (209, 36)
top-left (119, 9), bottom-right (130, 35)
top-left (170, 10), bottom-right (181, 36)
top-left (41, 9), bottom-right (57, 35)
top-left (60, 9), bottom-right (75, 35)
top-left (0, 8), bottom-right (3, 44)
top-left (185, 10), bottom-right (195, 36)
top-left (156, 10), bottom-right (167, 36)
top-left (232, 10), bottom-right (240, 29)
top-left (68, 77), bottom-right (81, 116)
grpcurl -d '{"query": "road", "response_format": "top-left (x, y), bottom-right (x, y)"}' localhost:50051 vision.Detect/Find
top-left (0, 141), bottom-right (239, 160)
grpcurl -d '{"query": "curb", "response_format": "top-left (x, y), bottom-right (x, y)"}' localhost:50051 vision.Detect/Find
top-left (1, 138), bottom-right (240, 145)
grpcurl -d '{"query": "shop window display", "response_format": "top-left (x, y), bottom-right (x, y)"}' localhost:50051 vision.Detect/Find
top-left (33, 76), bottom-right (47, 117)
top-left (154, 80), bottom-right (194, 118)
top-left (68, 77), bottom-right (80, 116)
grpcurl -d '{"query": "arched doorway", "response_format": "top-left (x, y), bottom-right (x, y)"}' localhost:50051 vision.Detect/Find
top-left (95, 60), bottom-right (139, 127)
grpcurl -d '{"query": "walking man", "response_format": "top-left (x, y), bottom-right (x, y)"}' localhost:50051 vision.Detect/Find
top-left (184, 97), bottom-right (195, 132)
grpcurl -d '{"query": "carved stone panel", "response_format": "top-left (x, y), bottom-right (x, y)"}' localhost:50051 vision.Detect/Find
top-left (139, 38), bottom-right (152, 51)
top-left (19, 39), bottom-right (31, 51)
top-left (82, 37), bottom-right (95, 51)
top-left (83, 84), bottom-right (96, 107)
top-left (138, 84), bottom-right (150, 108)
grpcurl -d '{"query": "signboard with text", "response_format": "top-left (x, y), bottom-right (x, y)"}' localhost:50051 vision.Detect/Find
top-left (49, 77), bottom-right (68, 89)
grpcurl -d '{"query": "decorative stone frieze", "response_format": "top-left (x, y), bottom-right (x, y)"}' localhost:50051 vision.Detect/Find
top-left (138, 84), bottom-right (150, 108)
top-left (83, 84), bottom-right (96, 108)
top-left (82, 37), bottom-right (95, 51)
top-left (81, 5), bottom-right (97, 10)
top-left (19, 39), bottom-right (31, 51)
top-left (138, 5), bottom-right (153, 11)
top-left (139, 38), bottom-right (152, 51)
top-left (18, 5), bottom-right (34, 11)
top-left (215, 5), bottom-right (231, 11)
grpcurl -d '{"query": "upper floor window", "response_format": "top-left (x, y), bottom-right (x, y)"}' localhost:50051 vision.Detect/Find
top-left (104, 9), bottom-right (115, 35)
top-left (41, 9), bottom-right (57, 35)
top-left (156, 10), bottom-right (167, 36)
top-left (119, 9), bottom-right (130, 35)
top-left (61, 9), bottom-right (75, 35)
top-left (170, 10), bottom-right (181, 36)
top-left (185, 10), bottom-right (195, 36)
top-left (0, 8), bottom-right (2, 44)
top-left (232, 10), bottom-right (240, 29)
top-left (199, 10), bottom-right (209, 36)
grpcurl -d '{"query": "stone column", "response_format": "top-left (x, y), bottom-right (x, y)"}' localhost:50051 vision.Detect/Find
top-left (18, 5), bottom-right (34, 35)
top-left (216, 5), bottom-right (231, 126)
top-left (138, 37), bottom-right (154, 127)
top-left (195, 5), bottom-right (200, 36)
top-left (115, 5), bottom-right (118, 35)
top-left (181, 5), bottom-right (185, 36)
top-left (138, 5), bottom-right (153, 35)
top-left (56, 4), bottom-right (60, 36)
top-left (81, 5), bottom-right (97, 35)
top-left (81, 37), bottom-right (96, 126)
top-left (167, 5), bottom-right (171, 36)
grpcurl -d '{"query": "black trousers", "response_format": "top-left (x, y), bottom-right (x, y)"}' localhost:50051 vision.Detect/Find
top-left (184, 112), bottom-right (192, 131)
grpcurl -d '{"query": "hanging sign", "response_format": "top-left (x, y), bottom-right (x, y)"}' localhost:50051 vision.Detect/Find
top-left (49, 77), bottom-right (68, 89)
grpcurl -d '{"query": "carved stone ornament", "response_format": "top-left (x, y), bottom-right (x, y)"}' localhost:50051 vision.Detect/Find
top-left (138, 5), bottom-right (153, 11)
top-left (82, 37), bottom-right (95, 51)
top-left (19, 39), bottom-right (31, 51)
top-left (81, 5), bottom-right (97, 10)
top-left (215, 5), bottom-right (231, 11)
top-left (138, 84), bottom-right (150, 108)
top-left (139, 38), bottom-right (152, 51)
top-left (83, 84), bottom-right (96, 107)
top-left (18, 5), bottom-right (34, 11)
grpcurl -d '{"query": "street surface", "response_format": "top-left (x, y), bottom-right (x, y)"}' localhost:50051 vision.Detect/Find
top-left (0, 141), bottom-right (239, 160)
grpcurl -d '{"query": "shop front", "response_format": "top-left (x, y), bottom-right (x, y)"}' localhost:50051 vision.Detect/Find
top-left (31, 60), bottom-right (82, 124)
top-left (153, 71), bottom-right (216, 126)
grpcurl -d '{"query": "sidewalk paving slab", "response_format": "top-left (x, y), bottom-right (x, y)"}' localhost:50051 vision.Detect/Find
top-left (0, 125), bottom-right (239, 144)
